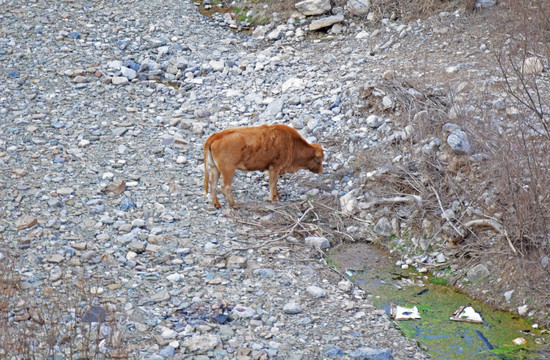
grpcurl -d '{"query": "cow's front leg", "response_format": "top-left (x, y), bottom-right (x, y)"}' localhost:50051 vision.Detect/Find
top-left (268, 167), bottom-right (281, 203)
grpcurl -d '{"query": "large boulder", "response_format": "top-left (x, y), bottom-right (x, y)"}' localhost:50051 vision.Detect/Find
top-left (295, 0), bottom-right (331, 16)
top-left (347, 0), bottom-right (371, 17)
top-left (309, 14), bottom-right (345, 31)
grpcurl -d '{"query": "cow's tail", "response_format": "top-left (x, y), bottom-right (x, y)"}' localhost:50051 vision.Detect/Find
top-left (203, 136), bottom-right (215, 195)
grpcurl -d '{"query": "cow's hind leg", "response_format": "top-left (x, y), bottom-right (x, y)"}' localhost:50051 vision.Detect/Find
top-left (220, 166), bottom-right (238, 208)
top-left (209, 165), bottom-right (221, 209)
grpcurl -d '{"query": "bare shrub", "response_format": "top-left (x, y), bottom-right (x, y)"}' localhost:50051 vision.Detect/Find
top-left (369, 0), bottom-right (473, 22)
top-left (0, 248), bottom-right (127, 359)
top-left (489, 0), bottom-right (550, 255)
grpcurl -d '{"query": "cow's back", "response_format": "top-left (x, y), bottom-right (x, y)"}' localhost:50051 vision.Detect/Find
top-left (209, 125), bottom-right (297, 171)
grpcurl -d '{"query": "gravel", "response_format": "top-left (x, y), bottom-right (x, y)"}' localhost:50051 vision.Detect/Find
top-left (1, 0), bottom-right (506, 357)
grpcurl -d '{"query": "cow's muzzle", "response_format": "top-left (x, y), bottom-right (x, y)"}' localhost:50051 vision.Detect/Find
top-left (309, 156), bottom-right (323, 173)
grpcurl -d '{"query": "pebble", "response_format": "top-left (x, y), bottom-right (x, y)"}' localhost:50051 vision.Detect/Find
top-left (0, 0), bottom-right (486, 357)
top-left (306, 285), bottom-right (327, 298)
top-left (283, 302), bottom-right (303, 314)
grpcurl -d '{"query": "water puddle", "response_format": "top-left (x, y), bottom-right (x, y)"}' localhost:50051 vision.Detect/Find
top-left (329, 243), bottom-right (550, 359)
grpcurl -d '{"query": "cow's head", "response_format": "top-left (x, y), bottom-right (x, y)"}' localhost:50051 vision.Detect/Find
top-left (309, 144), bottom-right (324, 173)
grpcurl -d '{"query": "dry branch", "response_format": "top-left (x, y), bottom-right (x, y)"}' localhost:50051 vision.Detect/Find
top-left (463, 219), bottom-right (518, 254)
top-left (361, 194), bottom-right (422, 210)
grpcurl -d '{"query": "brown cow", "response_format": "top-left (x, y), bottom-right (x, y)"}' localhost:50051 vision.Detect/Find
top-left (203, 124), bottom-right (324, 208)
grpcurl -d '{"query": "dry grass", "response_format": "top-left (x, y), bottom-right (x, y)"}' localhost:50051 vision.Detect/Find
top-left (0, 249), bottom-right (128, 359)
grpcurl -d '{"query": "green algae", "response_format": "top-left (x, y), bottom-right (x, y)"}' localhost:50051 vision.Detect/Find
top-left (329, 243), bottom-right (549, 359)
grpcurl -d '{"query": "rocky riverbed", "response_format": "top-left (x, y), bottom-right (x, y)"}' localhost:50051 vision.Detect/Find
top-left (1, 0), bottom-right (529, 358)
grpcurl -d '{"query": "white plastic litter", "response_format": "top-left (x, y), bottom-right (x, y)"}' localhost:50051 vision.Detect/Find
top-left (450, 305), bottom-right (483, 324)
top-left (391, 303), bottom-right (421, 320)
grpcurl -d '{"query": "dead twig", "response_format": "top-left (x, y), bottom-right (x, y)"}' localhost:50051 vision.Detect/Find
top-left (430, 185), bottom-right (463, 237)
top-left (362, 194), bottom-right (423, 210)
top-left (219, 202), bottom-right (315, 256)
top-left (463, 219), bottom-right (519, 255)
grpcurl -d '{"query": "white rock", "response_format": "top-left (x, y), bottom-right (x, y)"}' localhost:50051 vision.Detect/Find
top-left (366, 114), bottom-right (383, 128)
top-left (338, 279), bottom-right (352, 292)
top-left (340, 191), bottom-right (357, 215)
top-left (309, 14), bottom-right (345, 31)
top-left (295, 0), bottom-right (331, 16)
top-left (382, 96), bottom-right (394, 110)
top-left (282, 78), bottom-right (305, 93)
top-left (161, 327), bottom-right (177, 339)
top-left (176, 156), bottom-right (187, 164)
top-left (112, 76), bottom-right (129, 85)
top-left (306, 285), bottom-right (327, 298)
top-left (518, 305), bottom-right (528, 316)
top-left (209, 60), bottom-right (225, 72)
top-left (120, 66), bottom-right (137, 79)
top-left (78, 139), bottom-right (90, 147)
top-left (355, 31), bottom-right (369, 39)
top-left (283, 302), bottom-right (303, 314)
top-left (57, 187), bottom-right (73, 196)
top-left (304, 236), bottom-right (330, 250)
top-left (347, 0), bottom-right (371, 16)
top-left (184, 334), bottom-right (221, 352)
top-left (504, 290), bottom-right (514, 303)
top-left (166, 273), bottom-right (183, 282)
top-left (522, 56), bottom-right (544, 75)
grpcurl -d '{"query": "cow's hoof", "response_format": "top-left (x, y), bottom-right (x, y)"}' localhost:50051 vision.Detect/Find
top-left (213, 202), bottom-right (221, 209)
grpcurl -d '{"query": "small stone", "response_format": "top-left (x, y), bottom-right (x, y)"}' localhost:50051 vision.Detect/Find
top-left (166, 273), bottom-right (183, 282)
top-left (104, 180), bottom-right (126, 196)
top-left (185, 334), bottom-right (221, 353)
top-left (518, 305), bottom-right (528, 317)
top-left (446, 129), bottom-right (472, 155)
top-left (283, 302), bottom-right (302, 314)
top-left (227, 255), bottom-right (247, 268)
top-left (128, 240), bottom-right (146, 253)
top-left (467, 264), bottom-right (490, 282)
top-left (309, 14), bottom-right (345, 31)
top-left (47, 254), bottom-right (64, 263)
top-left (16, 215), bottom-right (38, 230)
top-left (57, 187), bottom-right (73, 196)
top-left (295, 0), bottom-right (331, 16)
top-left (351, 347), bottom-right (391, 360)
top-left (73, 76), bottom-right (87, 83)
top-left (112, 76), bottom-right (129, 85)
top-left (231, 306), bottom-right (257, 319)
top-left (150, 289), bottom-right (171, 303)
top-left (120, 66), bottom-right (137, 79)
top-left (304, 236), bottom-right (330, 250)
top-left (306, 285), bottom-right (327, 298)
top-left (209, 60), bottom-right (225, 72)
top-left (340, 191), bottom-right (357, 215)
top-left (49, 267), bottom-right (62, 281)
top-left (373, 217), bottom-right (392, 237)
top-left (159, 345), bottom-right (175, 358)
top-left (282, 78), bottom-right (305, 93)
top-left (176, 156), bottom-right (187, 164)
top-left (338, 279), bottom-right (352, 292)
top-left (504, 290), bottom-right (514, 303)
top-left (366, 115), bottom-right (383, 128)
top-left (382, 96), bottom-right (394, 110)
top-left (522, 57), bottom-right (544, 75)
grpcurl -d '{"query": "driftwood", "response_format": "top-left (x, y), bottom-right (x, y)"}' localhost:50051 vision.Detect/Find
top-left (361, 194), bottom-right (422, 210)
top-left (463, 219), bottom-right (517, 254)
